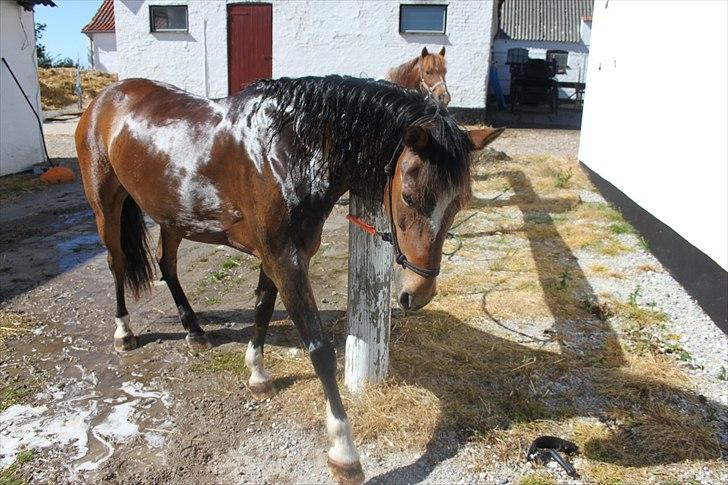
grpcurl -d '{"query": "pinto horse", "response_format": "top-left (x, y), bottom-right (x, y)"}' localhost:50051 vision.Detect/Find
top-left (75, 75), bottom-right (503, 484)
top-left (386, 46), bottom-right (451, 105)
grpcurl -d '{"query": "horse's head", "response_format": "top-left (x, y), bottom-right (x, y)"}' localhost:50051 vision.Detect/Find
top-left (417, 47), bottom-right (450, 105)
top-left (385, 124), bottom-right (504, 310)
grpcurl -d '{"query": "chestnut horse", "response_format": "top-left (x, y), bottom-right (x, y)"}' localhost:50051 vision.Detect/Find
top-left (75, 75), bottom-right (503, 484)
top-left (386, 46), bottom-right (451, 105)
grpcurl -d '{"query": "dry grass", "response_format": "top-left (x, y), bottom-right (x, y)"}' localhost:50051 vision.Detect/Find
top-left (38, 68), bottom-right (117, 111)
top-left (192, 153), bottom-right (725, 481)
top-left (0, 173), bottom-right (46, 202)
top-left (636, 263), bottom-right (658, 273)
top-left (589, 264), bottom-right (625, 279)
top-left (0, 311), bottom-right (37, 350)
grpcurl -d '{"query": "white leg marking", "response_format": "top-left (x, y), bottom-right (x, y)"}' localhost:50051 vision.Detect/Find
top-left (245, 341), bottom-right (271, 385)
top-left (326, 401), bottom-right (360, 465)
top-left (114, 315), bottom-right (134, 339)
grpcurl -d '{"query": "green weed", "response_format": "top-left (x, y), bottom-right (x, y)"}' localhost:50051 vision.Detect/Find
top-left (0, 449), bottom-right (35, 485)
top-left (553, 168), bottom-right (573, 188)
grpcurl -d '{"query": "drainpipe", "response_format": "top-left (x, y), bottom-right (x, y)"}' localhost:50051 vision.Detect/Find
top-left (203, 20), bottom-right (209, 97)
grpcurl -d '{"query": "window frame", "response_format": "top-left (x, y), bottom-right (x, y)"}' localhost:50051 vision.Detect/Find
top-left (399, 4), bottom-right (448, 35)
top-left (546, 49), bottom-right (569, 74)
top-left (149, 4), bottom-right (189, 33)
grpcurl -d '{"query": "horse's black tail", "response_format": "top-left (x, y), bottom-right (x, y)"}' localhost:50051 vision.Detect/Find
top-left (120, 196), bottom-right (154, 298)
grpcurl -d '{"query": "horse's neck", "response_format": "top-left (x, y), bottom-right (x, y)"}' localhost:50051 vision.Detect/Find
top-left (386, 58), bottom-right (420, 88)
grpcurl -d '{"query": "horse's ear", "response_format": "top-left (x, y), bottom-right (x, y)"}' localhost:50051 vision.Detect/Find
top-left (404, 125), bottom-right (429, 150)
top-left (468, 126), bottom-right (505, 151)
top-left (421, 47), bottom-right (429, 58)
top-left (439, 46), bottom-right (446, 57)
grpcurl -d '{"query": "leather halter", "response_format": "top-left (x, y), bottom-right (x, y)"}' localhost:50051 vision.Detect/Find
top-left (346, 140), bottom-right (441, 278)
top-left (382, 140), bottom-right (441, 278)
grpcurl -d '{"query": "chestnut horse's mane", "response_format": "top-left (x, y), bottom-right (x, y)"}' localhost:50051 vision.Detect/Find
top-left (386, 54), bottom-right (446, 87)
top-left (252, 75), bottom-right (471, 200)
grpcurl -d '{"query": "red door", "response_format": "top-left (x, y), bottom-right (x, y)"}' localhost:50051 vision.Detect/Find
top-left (227, 4), bottom-right (272, 94)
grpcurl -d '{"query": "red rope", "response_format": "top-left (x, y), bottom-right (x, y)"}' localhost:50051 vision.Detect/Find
top-left (346, 214), bottom-right (377, 235)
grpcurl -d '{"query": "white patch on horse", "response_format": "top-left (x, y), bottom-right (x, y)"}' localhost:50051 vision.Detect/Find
top-left (245, 342), bottom-right (271, 386)
top-left (124, 115), bottom-right (224, 234)
top-left (114, 315), bottom-right (133, 339)
top-left (325, 401), bottom-right (360, 465)
top-left (429, 189), bottom-right (456, 239)
top-left (232, 95), bottom-right (275, 173)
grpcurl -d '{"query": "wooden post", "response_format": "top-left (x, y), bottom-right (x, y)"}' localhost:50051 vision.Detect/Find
top-left (75, 66), bottom-right (83, 110)
top-left (345, 193), bottom-right (392, 394)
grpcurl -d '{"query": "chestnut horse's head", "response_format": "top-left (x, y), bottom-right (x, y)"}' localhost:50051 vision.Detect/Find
top-left (385, 124), bottom-right (504, 310)
top-left (417, 47), bottom-right (450, 105)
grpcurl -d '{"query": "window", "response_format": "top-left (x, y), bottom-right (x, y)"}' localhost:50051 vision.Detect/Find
top-left (546, 50), bottom-right (569, 74)
top-left (506, 48), bottom-right (529, 65)
top-left (399, 4), bottom-right (447, 34)
top-left (150, 5), bottom-right (188, 32)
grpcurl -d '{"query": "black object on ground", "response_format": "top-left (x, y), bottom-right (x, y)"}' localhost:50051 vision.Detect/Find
top-left (526, 435), bottom-right (579, 477)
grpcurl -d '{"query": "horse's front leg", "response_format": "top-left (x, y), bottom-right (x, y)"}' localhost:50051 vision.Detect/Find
top-left (269, 254), bottom-right (364, 485)
top-left (245, 268), bottom-right (278, 400)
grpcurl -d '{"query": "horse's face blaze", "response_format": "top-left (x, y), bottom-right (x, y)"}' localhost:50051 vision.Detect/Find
top-left (387, 125), bottom-right (506, 311)
top-left (387, 152), bottom-right (457, 311)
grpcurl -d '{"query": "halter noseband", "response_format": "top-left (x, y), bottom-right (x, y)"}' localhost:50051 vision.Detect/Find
top-left (346, 140), bottom-right (441, 279)
top-left (418, 61), bottom-right (448, 100)
top-left (420, 76), bottom-right (446, 97)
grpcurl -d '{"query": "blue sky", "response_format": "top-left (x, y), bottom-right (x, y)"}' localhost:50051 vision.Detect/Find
top-left (34, 0), bottom-right (103, 67)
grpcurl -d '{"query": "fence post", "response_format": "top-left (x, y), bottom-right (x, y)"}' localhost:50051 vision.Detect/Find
top-left (75, 66), bottom-right (83, 110)
top-left (344, 193), bottom-right (392, 394)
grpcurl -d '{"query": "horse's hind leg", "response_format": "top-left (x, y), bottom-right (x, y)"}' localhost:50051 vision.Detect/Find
top-left (156, 227), bottom-right (211, 351)
top-left (245, 268), bottom-right (278, 399)
top-left (87, 187), bottom-right (139, 352)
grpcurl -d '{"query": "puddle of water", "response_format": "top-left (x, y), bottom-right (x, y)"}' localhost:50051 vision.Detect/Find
top-left (53, 210), bottom-right (95, 230)
top-left (0, 403), bottom-right (93, 467)
top-left (55, 233), bottom-right (101, 271)
top-left (0, 375), bottom-right (173, 476)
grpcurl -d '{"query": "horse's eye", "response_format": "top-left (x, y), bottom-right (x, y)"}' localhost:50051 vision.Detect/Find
top-left (402, 193), bottom-right (415, 207)
top-left (426, 70), bottom-right (433, 75)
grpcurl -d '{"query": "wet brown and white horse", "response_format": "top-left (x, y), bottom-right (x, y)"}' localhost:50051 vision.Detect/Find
top-left (75, 75), bottom-right (502, 484)
top-left (386, 46), bottom-right (451, 105)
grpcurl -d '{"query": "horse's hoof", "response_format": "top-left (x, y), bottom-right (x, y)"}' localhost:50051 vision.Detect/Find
top-left (114, 335), bottom-right (138, 352)
top-left (186, 333), bottom-right (212, 352)
top-left (327, 457), bottom-right (364, 485)
top-left (248, 381), bottom-right (276, 401)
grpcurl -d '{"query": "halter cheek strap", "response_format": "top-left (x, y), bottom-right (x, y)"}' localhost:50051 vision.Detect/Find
top-left (347, 140), bottom-right (441, 279)
top-left (420, 76), bottom-right (446, 94)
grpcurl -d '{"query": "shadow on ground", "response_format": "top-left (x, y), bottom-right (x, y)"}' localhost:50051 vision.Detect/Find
top-left (0, 159), bottom-right (107, 302)
top-left (364, 168), bottom-right (724, 482)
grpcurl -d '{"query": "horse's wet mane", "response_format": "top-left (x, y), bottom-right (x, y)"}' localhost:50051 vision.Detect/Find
top-left (251, 75), bottom-right (471, 201)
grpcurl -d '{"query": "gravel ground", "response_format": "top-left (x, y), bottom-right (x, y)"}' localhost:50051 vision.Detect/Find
top-left (0, 121), bottom-right (725, 484)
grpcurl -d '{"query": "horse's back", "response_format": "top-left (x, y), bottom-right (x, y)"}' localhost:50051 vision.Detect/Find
top-left (75, 79), bottom-right (255, 243)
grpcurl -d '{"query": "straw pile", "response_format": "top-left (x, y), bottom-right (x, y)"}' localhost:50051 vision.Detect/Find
top-left (38, 68), bottom-right (117, 111)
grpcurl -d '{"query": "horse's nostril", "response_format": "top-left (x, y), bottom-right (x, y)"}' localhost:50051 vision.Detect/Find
top-left (398, 292), bottom-right (412, 310)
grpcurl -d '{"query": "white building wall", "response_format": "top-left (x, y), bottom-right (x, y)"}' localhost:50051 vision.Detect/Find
top-left (114, 0), bottom-right (228, 98)
top-left (492, 39), bottom-right (589, 98)
top-left (89, 32), bottom-right (118, 73)
top-left (0, 1), bottom-right (45, 176)
top-left (579, 0), bottom-right (728, 270)
top-left (115, 0), bottom-right (497, 108)
top-left (271, 1), bottom-right (496, 108)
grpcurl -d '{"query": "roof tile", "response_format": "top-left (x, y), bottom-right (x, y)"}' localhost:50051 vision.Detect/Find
top-left (81, 0), bottom-right (114, 34)
top-left (497, 0), bottom-right (593, 43)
